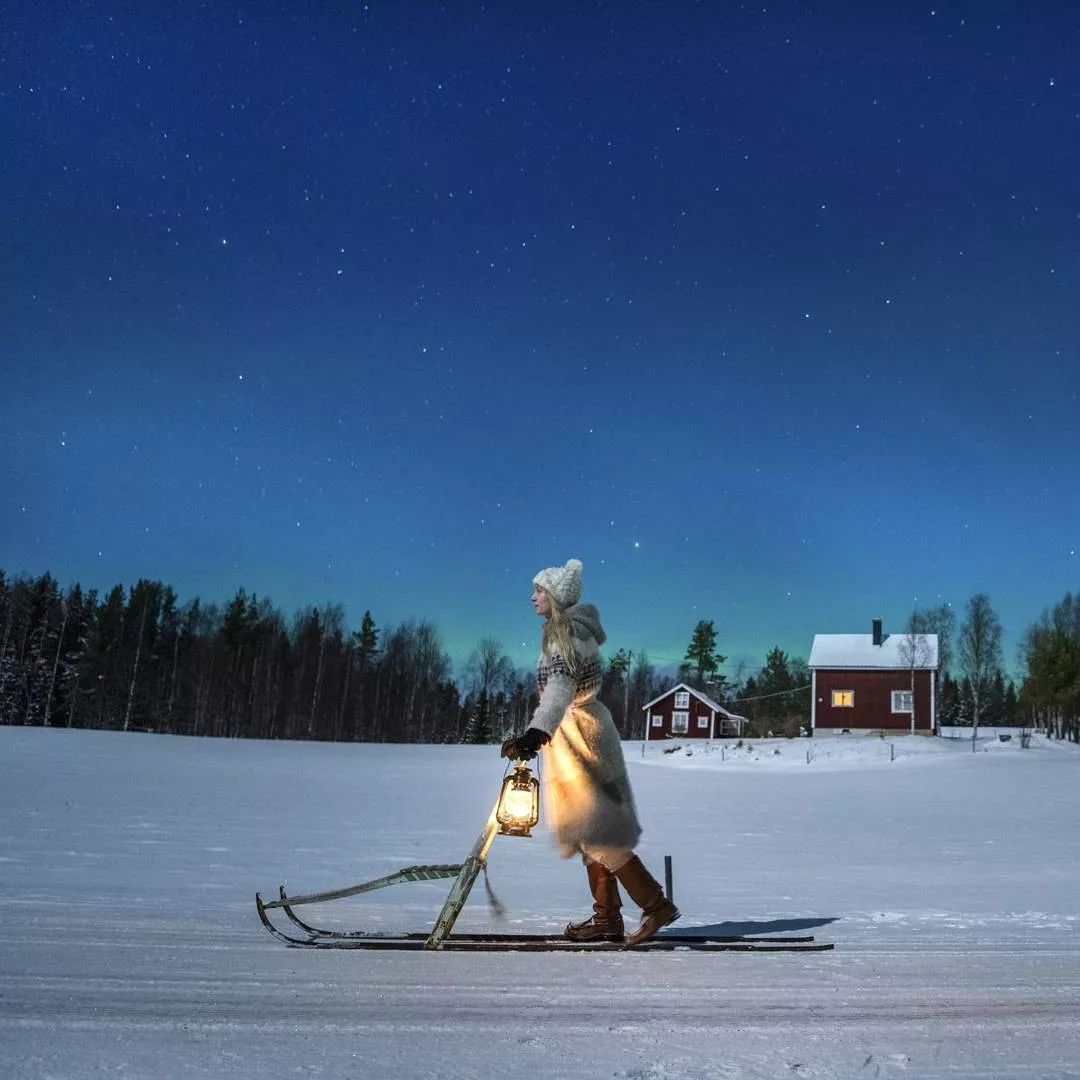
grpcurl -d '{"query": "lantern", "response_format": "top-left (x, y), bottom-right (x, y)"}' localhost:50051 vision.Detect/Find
top-left (496, 761), bottom-right (540, 837)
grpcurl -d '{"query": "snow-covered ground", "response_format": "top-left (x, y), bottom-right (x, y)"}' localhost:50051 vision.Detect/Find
top-left (2, 726), bottom-right (1079, 1079)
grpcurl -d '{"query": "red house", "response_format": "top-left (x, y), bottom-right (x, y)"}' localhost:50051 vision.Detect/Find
top-left (641, 683), bottom-right (748, 740)
top-left (808, 619), bottom-right (939, 734)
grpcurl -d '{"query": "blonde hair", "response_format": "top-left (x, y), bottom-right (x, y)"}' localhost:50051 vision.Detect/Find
top-left (540, 590), bottom-right (578, 675)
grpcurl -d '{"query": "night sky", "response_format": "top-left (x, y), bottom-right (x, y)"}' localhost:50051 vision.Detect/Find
top-left (3, 2), bottom-right (1078, 678)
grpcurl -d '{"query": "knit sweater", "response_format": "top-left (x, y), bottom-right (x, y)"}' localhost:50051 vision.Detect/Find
top-left (531, 604), bottom-right (642, 857)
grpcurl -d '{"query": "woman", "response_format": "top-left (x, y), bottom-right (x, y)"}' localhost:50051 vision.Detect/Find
top-left (501, 558), bottom-right (679, 946)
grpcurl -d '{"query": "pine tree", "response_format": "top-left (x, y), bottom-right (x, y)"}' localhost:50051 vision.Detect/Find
top-left (0, 571), bottom-right (23, 724)
top-left (938, 675), bottom-right (961, 728)
top-left (1004, 679), bottom-right (1019, 726)
top-left (122, 580), bottom-right (164, 733)
top-left (606, 648), bottom-right (629, 679)
top-left (752, 646), bottom-right (807, 737)
top-left (89, 584), bottom-right (127, 730)
top-left (958, 677), bottom-right (975, 726)
top-left (344, 610), bottom-right (379, 740)
top-left (736, 675), bottom-right (759, 733)
top-left (680, 620), bottom-right (727, 692)
top-left (985, 670), bottom-right (1007, 726)
top-left (1019, 591), bottom-right (1080, 741)
top-left (23, 573), bottom-right (61, 726)
top-left (356, 611), bottom-right (379, 670)
top-left (56, 584), bottom-right (92, 728)
top-left (467, 689), bottom-right (493, 744)
top-left (179, 598), bottom-right (206, 735)
top-left (155, 587), bottom-right (181, 732)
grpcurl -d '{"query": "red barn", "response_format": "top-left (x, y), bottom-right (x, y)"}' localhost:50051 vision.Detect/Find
top-left (641, 683), bottom-right (748, 741)
top-left (808, 619), bottom-right (939, 734)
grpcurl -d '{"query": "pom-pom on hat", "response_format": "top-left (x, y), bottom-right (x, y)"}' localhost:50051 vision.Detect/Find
top-left (533, 558), bottom-right (583, 609)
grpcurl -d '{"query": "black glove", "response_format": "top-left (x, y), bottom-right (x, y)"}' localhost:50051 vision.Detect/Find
top-left (500, 728), bottom-right (550, 761)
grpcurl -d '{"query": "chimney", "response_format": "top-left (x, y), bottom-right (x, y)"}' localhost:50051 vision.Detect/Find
top-left (872, 618), bottom-right (883, 647)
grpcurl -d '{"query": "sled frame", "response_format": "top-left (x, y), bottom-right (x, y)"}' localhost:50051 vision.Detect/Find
top-left (257, 808), bottom-right (500, 949)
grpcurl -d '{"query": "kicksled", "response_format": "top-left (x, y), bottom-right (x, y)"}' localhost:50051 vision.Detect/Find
top-left (255, 761), bottom-right (834, 954)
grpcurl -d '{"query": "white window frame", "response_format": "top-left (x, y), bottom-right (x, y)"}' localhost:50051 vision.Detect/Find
top-left (674, 691), bottom-right (690, 709)
top-left (650, 714), bottom-right (662, 728)
top-left (832, 690), bottom-right (855, 708)
top-left (891, 690), bottom-right (914, 714)
top-left (696, 715), bottom-right (709, 730)
top-left (672, 711), bottom-right (689, 734)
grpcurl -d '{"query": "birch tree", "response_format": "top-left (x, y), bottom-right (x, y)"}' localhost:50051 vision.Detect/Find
top-left (957, 593), bottom-right (1003, 743)
top-left (909, 602), bottom-right (956, 679)
top-left (44, 590), bottom-right (72, 728)
top-left (462, 637), bottom-right (514, 699)
top-left (898, 612), bottom-right (934, 734)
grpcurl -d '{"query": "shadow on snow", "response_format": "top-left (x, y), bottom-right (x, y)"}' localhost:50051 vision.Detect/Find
top-left (661, 916), bottom-right (837, 937)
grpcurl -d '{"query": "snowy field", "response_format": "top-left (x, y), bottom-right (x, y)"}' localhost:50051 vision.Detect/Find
top-left (2, 726), bottom-right (1079, 1080)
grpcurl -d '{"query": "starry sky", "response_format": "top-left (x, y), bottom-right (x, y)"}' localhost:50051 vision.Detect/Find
top-left (3, 2), bottom-right (1078, 679)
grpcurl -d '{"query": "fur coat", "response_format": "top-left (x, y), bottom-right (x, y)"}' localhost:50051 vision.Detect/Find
top-left (530, 604), bottom-right (642, 857)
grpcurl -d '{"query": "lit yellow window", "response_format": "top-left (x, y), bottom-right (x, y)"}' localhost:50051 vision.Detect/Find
top-left (832, 690), bottom-right (855, 708)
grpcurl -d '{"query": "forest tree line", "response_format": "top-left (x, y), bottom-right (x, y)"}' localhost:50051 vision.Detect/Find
top-left (0, 568), bottom-right (666, 743)
top-left (0, 569), bottom-right (468, 742)
top-left (1, 569), bottom-right (1077, 743)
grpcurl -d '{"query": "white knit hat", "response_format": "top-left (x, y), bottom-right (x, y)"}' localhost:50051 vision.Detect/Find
top-left (532, 558), bottom-right (583, 609)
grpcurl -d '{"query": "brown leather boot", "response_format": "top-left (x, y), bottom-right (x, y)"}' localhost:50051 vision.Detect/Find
top-left (565, 860), bottom-right (625, 941)
top-left (614, 855), bottom-right (680, 946)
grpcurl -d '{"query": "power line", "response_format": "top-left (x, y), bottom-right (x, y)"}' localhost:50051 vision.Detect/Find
top-left (729, 684), bottom-right (811, 703)
top-left (637, 654), bottom-right (767, 672)
top-left (627, 653), bottom-right (807, 676)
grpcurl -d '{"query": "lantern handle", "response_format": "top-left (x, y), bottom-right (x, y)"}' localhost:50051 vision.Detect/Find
top-left (502, 755), bottom-right (541, 777)
top-left (499, 759), bottom-right (538, 784)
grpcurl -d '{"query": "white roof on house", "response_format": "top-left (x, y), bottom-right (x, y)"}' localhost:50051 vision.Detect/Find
top-left (641, 682), bottom-right (748, 721)
top-left (808, 633), bottom-right (939, 670)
